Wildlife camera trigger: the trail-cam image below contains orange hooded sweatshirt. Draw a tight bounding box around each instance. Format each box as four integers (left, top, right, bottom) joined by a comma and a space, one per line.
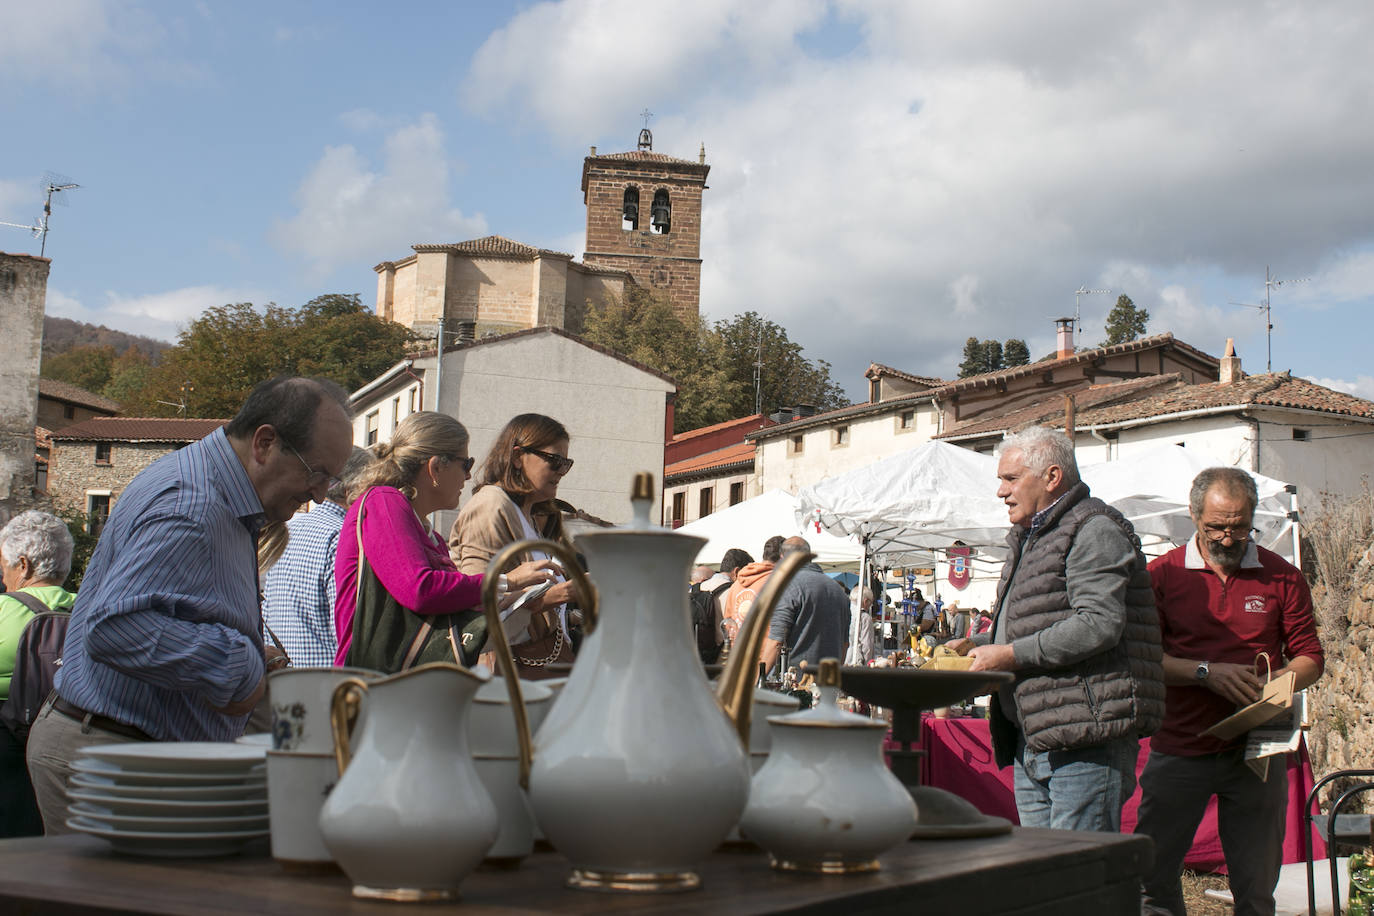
723, 561, 775, 632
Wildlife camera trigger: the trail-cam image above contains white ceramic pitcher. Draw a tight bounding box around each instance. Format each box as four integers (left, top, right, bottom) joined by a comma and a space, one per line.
317, 663, 498, 902
480, 472, 809, 893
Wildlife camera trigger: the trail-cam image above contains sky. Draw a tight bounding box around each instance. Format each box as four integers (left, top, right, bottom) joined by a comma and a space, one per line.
3, 0, 1373, 403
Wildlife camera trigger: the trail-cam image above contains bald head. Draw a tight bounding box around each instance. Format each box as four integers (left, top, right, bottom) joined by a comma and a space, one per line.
690, 565, 715, 585
780, 536, 811, 558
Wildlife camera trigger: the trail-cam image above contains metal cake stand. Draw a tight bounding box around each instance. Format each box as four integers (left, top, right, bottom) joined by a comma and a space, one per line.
840, 667, 1017, 838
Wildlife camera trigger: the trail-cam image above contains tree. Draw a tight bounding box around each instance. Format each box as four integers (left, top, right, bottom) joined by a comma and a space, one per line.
958, 338, 985, 377
712, 312, 848, 420
958, 338, 1017, 377
42, 345, 119, 393
127, 294, 415, 417
982, 340, 1003, 374
1102, 295, 1149, 346
581, 290, 740, 432
1004, 338, 1030, 367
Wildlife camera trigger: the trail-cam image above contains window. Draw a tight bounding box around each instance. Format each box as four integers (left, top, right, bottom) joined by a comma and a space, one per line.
392, 397, 401, 431
622, 186, 640, 231
86, 492, 111, 535
650, 189, 671, 234
699, 488, 714, 518
898, 410, 915, 430
671, 491, 686, 528
1292, 428, 1310, 441
729, 482, 744, 506
788, 434, 805, 457
63, 404, 75, 420
94, 442, 112, 465
408, 387, 417, 413
870, 379, 881, 403
832, 425, 850, 448
365, 411, 380, 446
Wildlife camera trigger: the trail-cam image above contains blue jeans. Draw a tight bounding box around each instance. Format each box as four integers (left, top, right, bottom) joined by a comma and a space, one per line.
1013, 735, 1138, 832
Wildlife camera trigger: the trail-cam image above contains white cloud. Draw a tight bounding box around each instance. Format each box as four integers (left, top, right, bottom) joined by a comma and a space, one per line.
466, 1, 1374, 393
0, 0, 169, 91
45, 285, 264, 343
1306, 375, 1374, 402
272, 114, 487, 276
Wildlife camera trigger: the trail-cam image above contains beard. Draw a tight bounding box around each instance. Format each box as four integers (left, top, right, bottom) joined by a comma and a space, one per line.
1203, 537, 1248, 571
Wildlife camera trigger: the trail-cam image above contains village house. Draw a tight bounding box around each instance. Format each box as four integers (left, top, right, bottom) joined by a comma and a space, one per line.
46, 417, 223, 531
34, 378, 121, 494
662, 414, 775, 527
349, 325, 676, 531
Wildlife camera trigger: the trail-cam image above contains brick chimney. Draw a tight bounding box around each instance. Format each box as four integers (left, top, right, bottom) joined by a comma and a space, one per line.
1219, 338, 1243, 384
1055, 318, 1075, 359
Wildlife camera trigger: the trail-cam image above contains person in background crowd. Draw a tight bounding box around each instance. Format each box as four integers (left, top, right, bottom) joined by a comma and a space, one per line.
262, 447, 371, 667
690, 566, 714, 585
717, 548, 754, 642
0, 511, 76, 837
335, 412, 553, 671
845, 584, 875, 667
1136, 467, 1324, 916
973, 608, 993, 636
692, 560, 734, 665
449, 413, 582, 679
959, 425, 1164, 832
724, 536, 783, 635
760, 537, 850, 673
27, 376, 355, 834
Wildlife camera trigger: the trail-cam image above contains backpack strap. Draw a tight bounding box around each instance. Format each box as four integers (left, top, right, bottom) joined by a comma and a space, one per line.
3, 590, 50, 616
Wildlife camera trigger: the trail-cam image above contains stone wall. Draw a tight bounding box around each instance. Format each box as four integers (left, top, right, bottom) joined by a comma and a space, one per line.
0, 252, 49, 514
47, 440, 175, 518
1306, 540, 1374, 780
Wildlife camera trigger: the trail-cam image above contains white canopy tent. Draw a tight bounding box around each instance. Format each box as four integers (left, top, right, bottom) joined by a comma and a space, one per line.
677, 489, 864, 568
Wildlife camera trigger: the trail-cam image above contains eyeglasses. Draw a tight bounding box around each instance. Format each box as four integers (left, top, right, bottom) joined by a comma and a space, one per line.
1201, 524, 1257, 543
521, 446, 574, 474
449, 455, 476, 474
283, 441, 342, 493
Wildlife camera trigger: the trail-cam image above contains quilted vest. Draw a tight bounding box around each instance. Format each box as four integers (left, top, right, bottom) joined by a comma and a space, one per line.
991, 482, 1165, 761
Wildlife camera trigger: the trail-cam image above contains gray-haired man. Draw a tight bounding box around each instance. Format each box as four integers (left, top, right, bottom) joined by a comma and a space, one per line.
960, 426, 1164, 831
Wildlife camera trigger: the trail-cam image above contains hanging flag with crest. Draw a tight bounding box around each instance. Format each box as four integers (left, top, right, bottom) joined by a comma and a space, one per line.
947, 546, 973, 590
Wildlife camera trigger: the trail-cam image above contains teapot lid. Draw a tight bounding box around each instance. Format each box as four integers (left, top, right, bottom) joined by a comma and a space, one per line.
768, 659, 885, 730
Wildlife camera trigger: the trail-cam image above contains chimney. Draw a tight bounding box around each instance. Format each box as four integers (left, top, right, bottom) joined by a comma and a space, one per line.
589, 145, 596, 156
456, 320, 476, 344
1219, 338, 1243, 384
1055, 318, 1075, 359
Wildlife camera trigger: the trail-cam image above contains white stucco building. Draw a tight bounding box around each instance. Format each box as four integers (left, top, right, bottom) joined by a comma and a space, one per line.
350, 326, 676, 531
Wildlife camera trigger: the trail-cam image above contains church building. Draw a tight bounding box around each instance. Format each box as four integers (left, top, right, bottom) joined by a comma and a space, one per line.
372, 127, 709, 341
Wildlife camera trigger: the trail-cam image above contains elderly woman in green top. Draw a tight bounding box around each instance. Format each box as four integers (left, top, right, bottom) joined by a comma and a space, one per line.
1, 510, 76, 837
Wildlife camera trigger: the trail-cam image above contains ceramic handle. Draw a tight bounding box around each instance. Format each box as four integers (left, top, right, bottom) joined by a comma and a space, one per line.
480, 538, 597, 791
329, 678, 369, 779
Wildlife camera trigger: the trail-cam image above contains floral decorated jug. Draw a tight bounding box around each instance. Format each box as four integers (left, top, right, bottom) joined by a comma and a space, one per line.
481, 473, 809, 893
317, 663, 498, 902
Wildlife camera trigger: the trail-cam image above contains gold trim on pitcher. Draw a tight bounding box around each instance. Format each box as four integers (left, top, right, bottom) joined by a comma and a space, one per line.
566, 868, 701, 893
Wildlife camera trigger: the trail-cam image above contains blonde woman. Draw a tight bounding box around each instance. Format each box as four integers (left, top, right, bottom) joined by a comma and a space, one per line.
333, 411, 553, 671
448, 414, 578, 677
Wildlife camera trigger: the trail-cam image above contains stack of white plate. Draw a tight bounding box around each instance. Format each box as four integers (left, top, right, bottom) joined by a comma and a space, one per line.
65, 742, 269, 857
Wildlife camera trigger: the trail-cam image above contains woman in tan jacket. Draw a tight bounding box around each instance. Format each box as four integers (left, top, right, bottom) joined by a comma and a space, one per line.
448, 414, 578, 677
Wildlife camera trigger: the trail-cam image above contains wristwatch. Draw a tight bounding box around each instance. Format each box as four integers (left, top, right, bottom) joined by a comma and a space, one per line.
1195, 660, 1210, 681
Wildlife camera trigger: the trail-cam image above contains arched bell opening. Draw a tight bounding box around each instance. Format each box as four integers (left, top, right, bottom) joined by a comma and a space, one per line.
622, 186, 639, 231
650, 189, 671, 235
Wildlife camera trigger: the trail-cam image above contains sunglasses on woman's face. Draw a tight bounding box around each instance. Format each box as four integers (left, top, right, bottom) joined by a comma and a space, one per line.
521, 446, 574, 474
450, 455, 476, 474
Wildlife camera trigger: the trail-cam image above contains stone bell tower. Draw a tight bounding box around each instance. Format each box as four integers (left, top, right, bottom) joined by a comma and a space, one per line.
581, 122, 710, 318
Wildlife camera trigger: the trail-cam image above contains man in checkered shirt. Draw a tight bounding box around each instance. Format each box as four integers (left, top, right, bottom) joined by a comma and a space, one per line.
262, 447, 371, 667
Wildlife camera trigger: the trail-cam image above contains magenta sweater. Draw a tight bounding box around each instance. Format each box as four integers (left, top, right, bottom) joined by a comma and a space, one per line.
333, 486, 483, 665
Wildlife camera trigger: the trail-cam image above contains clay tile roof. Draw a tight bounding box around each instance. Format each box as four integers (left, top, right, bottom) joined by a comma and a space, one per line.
672, 414, 772, 443
411, 236, 573, 260
1074, 372, 1374, 426
37, 378, 121, 413
590, 150, 702, 167
665, 441, 756, 478
930, 332, 1218, 396
937, 375, 1186, 440
864, 362, 945, 387
49, 417, 226, 443
34, 427, 53, 450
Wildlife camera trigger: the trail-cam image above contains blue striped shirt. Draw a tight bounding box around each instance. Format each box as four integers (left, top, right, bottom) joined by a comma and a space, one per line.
261, 501, 344, 668
55, 427, 267, 741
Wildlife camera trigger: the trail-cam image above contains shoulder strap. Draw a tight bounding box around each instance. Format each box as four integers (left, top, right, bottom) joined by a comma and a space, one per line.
710, 581, 732, 598
4, 591, 51, 616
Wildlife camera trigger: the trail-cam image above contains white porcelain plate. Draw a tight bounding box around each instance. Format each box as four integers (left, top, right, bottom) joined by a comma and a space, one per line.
68, 802, 269, 833
66, 815, 269, 858
79, 742, 267, 772
67, 773, 266, 801
71, 758, 266, 786
66, 789, 268, 818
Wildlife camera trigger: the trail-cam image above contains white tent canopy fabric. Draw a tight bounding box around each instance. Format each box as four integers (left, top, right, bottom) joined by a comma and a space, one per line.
795, 440, 1299, 565
677, 489, 863, 568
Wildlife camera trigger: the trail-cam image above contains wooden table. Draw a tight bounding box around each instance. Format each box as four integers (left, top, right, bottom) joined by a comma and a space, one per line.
0, 830, 1150, 915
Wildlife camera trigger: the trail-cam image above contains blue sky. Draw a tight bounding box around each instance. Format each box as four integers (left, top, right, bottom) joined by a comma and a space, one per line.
3, 0, 1373, 402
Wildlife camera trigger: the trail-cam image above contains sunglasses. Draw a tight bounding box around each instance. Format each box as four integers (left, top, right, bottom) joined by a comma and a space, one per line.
450, 455, 476, 474
521, 446, 574, 474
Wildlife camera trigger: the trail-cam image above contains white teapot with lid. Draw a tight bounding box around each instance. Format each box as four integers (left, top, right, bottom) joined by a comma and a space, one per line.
739, 658, 918, 874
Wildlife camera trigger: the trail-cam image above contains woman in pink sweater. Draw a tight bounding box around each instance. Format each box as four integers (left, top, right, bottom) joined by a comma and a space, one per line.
333, 411, 552, 669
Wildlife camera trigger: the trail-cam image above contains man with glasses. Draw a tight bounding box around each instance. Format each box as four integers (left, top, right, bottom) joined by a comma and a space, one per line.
26, 377, 354, 834
1135, 467, 1324, 916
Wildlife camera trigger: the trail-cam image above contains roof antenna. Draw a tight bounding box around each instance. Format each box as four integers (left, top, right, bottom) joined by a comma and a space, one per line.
1229, 265, 1311, 372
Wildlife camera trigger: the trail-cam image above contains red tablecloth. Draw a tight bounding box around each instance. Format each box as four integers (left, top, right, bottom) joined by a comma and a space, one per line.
916, 715, 1324, 871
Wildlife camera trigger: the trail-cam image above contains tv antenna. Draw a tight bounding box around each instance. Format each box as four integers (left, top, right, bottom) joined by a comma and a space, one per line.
1073, 287, 1111, 348
155, 383, 195, 417
1229, 265, 1310, 372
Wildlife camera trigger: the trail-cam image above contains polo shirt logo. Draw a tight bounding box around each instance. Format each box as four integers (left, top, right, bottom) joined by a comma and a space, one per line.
1244, 595, 1267, 614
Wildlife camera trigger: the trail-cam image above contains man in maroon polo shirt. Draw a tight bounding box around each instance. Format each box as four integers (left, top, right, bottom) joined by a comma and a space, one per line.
1135, 467, 1324, 916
